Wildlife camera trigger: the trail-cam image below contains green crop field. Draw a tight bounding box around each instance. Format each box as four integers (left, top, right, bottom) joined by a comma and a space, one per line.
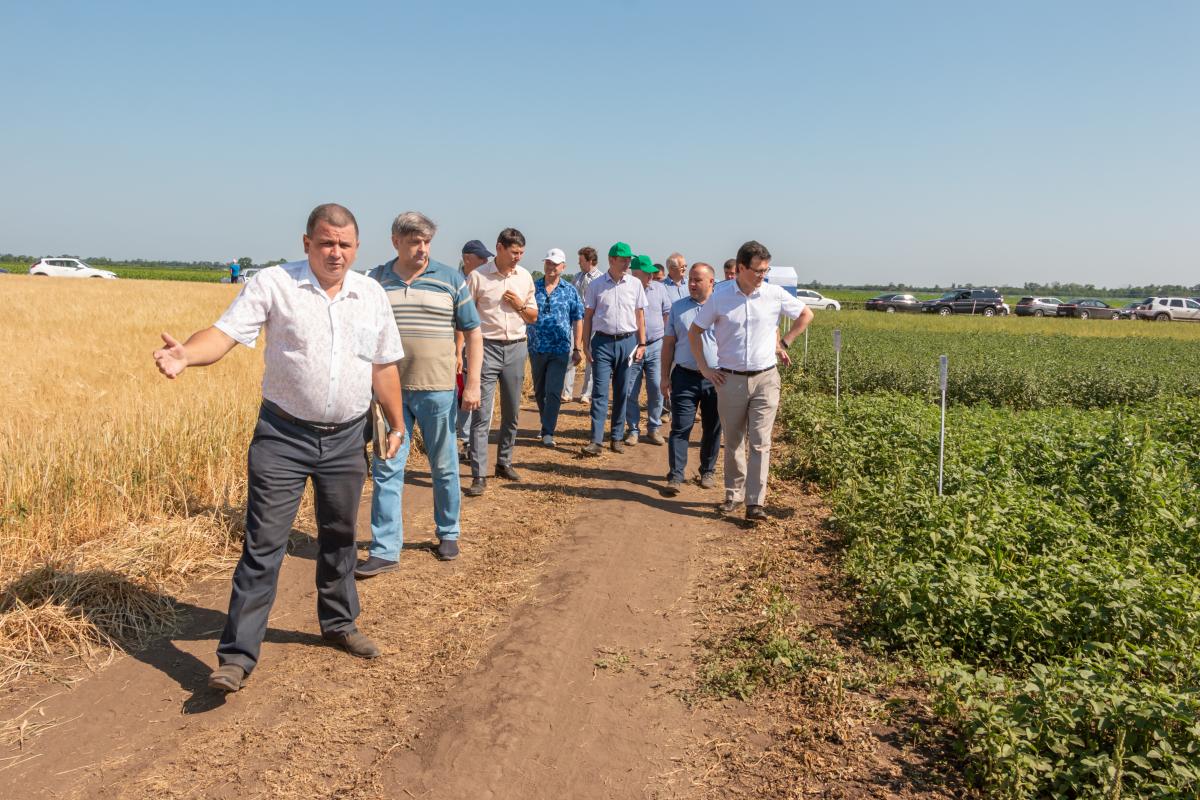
776, 312, 1200, 797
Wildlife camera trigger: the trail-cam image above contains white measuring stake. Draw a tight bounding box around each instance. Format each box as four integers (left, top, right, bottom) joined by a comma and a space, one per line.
833, 329, 842, 411
938, 354, 948, 496
802, 326, 809, 369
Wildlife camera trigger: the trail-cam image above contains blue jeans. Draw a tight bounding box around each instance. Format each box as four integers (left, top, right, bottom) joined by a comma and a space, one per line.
667, 366, 722, 482
529, 350, 571, 436
588, 333, 636, 443
369, 389, 460, 560
625, 338, 663, 436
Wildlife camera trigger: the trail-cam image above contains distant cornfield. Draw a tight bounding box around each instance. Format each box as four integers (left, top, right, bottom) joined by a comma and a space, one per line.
0, 276, 261, 685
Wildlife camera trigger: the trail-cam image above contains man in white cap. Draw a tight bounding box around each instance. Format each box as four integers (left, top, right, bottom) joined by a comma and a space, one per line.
528, 248, 584, 446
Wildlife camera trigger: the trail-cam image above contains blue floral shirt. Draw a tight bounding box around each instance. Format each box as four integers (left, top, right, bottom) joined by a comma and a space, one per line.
529, 277, 585, 354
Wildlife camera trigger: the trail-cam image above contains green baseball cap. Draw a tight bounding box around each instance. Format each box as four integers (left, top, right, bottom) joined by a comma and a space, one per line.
608, 241, 632, 258
632, 254, 656, 273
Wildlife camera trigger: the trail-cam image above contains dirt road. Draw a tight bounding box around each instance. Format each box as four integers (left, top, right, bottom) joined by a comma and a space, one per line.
0, 394, 958, 799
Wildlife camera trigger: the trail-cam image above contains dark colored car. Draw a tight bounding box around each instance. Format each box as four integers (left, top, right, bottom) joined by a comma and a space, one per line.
1117, 300, 1151, 320
1014, 296, 1065, 317
864, 293, 923, 313
922, 288, 1008, 316
1056, 299, 1121, 320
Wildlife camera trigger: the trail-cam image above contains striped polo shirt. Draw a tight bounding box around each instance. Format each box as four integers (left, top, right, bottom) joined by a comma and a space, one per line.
368, 258, 481, 391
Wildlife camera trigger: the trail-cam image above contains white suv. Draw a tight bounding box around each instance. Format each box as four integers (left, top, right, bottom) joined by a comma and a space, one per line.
1136, 297, 1200, 322
794, 289, 841, 310
29, 258, 118, 279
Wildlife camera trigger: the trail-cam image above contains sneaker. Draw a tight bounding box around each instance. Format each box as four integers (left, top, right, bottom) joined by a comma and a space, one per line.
717, 499, 743, 514
322, 630, 381, 659
208, 664, 246, 692
542, 434, 555, 447
699, 472, 717, 489
644, 430, 665, 445
561, 392, 572, 402
663, 479, 683, 497
581, 442, 603, 457
745, 505, 768, 523
624, 431, 639, 446
437, 538, 460, 561
610, 439, 626, 454
580, 395, 591, 405
354, 556, 398, 579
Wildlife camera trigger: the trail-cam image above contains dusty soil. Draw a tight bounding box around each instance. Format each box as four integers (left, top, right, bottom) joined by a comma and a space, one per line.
0, 390, 963, 799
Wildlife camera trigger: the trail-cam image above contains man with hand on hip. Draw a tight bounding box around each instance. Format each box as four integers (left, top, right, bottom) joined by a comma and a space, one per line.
661, 262, 722, 495
689, 240, 812, 523
528, 247, 584, 447
623, 254, 671, 446
356, 212, 482, 572
580, 242, 647, 456
152, 203, 406, 692
464, 228, 537, 496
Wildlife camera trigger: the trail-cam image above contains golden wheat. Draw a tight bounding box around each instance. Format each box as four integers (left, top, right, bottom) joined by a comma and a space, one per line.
0, 276, 262, 684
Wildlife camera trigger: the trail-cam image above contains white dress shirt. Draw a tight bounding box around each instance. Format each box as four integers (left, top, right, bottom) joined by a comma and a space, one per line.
215, 261, 405, 423
584, 271, 648, 335
691, 280, 806, 371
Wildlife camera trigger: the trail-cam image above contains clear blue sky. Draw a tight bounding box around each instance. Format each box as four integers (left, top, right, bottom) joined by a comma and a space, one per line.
4, 0, 1197, 287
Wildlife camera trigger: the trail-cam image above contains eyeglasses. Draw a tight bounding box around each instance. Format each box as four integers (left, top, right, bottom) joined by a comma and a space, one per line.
745, 268, 770, 277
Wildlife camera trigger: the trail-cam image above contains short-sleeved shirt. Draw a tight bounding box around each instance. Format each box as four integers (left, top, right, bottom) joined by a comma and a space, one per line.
666, 296, 719, 371
529, 278, 585, 355
368, 258, 480, 391
215, 261, 404, 423
584, 270, 648, 335
573, 267, 602, 299
691, 280, 806, 372
466, 260, 536, 341
642, 279, 673, 342
661, 278, 688, 304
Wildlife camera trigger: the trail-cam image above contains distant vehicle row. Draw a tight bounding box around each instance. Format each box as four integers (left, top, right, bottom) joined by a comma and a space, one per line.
864, 291, 1200, 322
867, 289, 1009, 316
28, 258, 118, 279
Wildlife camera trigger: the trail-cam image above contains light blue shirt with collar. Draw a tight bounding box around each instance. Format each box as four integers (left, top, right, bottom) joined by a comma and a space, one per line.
584, 269, 648, 335
667, 295, 719, 371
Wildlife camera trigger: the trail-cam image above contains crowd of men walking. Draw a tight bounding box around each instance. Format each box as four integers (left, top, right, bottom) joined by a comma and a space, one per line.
152, 204, 813, 692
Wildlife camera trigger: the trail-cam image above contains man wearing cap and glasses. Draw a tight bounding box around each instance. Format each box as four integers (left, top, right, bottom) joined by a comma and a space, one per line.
580, 242, 648, 456
688, 241, 812, 522
464, 228, 537, 496
355, 212, 483, 572
564, 246, 602, 403
152, 203, 406, 692
623, 254, 672, 447
456, 239, 493, 452
528, 248, 585, 447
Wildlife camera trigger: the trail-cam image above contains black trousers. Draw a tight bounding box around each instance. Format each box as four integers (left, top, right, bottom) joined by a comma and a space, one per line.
667, 366, 722, 482
217, 406, 368, 674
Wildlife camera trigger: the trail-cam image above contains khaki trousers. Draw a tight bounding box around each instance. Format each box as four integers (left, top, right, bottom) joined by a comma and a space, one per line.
715, 368, 781, 506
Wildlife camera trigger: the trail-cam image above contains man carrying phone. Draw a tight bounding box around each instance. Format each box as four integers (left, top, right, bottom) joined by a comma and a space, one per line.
152, 204, 406, 692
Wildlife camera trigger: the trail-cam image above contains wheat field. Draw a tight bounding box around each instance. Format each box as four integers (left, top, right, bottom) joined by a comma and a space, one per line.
0, 276, 263, 685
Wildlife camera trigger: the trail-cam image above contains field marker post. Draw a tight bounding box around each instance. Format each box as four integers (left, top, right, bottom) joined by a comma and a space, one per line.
938, 354, 948, 496
802, 326, 809, 369
833, 329, 842, 411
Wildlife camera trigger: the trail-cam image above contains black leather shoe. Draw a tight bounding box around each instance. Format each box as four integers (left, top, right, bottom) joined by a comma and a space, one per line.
717, 499, 743, 514
208, 664, 246, 692
495, 464, 521, 481
463, 477, 486, 496
745, 505, 768, 522
322, 630, 381, 659
354, 556, 398, 579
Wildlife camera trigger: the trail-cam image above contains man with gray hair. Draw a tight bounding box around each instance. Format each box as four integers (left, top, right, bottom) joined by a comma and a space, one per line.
661, 252, 688, 303
356, 211, 483, 569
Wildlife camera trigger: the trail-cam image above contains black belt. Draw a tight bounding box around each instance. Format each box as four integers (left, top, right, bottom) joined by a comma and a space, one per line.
261, 399, 366, 435
643, 337, 661, 346
674, 365, 704, 378
720, 365, 777, 377
593, 331, 635, 340
484, 337, 527, 345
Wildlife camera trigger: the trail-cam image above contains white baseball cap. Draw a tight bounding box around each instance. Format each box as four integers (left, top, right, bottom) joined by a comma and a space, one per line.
543, 248, 567, 265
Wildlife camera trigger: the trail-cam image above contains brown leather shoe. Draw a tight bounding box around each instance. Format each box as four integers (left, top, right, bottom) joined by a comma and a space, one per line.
644, 430, 666, 445
208, 664, 246, 692
323, 630, 381, 659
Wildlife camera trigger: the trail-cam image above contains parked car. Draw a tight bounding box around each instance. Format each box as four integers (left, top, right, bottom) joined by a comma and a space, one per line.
922, 288, 1008, 316
1136, 296, 1200, 322
0, 266, 9, 274
1055, 299, 1121, 320
1117, 300, 1151, 320
794, 289, 841, 310
864, 293, 923, 313
1013, 296, 1064, 317
28, 257, 118, 279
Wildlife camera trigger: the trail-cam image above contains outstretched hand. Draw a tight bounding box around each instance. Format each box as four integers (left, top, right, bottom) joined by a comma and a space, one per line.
153, 332, 189, 379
